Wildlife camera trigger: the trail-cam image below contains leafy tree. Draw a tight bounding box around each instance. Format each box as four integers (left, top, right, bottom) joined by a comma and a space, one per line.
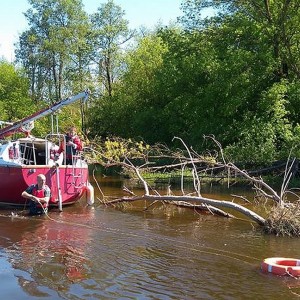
175, 0, 300, 163
0, 60, 34, 121
0, 60, 52, 138
225, 81, 294, 164
15, 0, 90, 101
89, 0, 134, 97
149, 17, 274, 152
180, 0, 300, 81
87, 33, 168, 141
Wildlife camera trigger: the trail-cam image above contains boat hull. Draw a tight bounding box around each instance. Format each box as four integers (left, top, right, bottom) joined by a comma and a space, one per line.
0, 165, 89, 207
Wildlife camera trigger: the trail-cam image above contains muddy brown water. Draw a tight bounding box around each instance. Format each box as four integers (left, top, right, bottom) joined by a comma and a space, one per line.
0, 176, 300, 299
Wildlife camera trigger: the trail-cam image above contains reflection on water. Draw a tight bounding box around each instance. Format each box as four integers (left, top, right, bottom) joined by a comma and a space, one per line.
18, 214, 93, 283
0, 176, 299, 299
0, 205, 95, 298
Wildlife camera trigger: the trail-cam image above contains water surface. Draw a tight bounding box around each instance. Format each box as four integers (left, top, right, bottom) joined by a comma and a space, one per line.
0, 176, 299, 299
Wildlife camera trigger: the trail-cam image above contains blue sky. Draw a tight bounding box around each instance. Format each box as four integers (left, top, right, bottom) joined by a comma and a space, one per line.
0, 0, 183, 61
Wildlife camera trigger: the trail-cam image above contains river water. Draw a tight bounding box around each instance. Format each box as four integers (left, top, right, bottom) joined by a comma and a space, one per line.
0, 176, 300, 299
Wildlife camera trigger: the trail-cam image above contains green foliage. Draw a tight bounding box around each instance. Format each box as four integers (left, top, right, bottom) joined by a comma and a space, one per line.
86, 136, 150, 164
225, 81, 294, 164
0, 61, 34, 121
286, 81, 300, 125
89, 0, 134, 97
225, 120, 277, 165
16, 0, 91, 101
0, 60, 51, 137
87, 33, 168, 141
88, 12, 277, 158
11, 0, 300, 167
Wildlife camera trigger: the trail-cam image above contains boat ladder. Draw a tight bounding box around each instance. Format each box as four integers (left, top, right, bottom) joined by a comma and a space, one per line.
70, 152, 85, 188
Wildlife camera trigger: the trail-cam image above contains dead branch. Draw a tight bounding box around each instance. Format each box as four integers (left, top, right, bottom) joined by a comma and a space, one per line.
123, 185, 136, 196
166, 200, 236, 218
204, 135, 283, 205
227, 163, 281, 203
173, 137, 202, 196
87, 136, 300, 232
106, 194, 265, 225
231, 194, 251, 204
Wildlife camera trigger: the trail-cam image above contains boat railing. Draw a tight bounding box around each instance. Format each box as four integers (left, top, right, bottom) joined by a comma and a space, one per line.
19, 141, 37, 165
45, 133, 65, 165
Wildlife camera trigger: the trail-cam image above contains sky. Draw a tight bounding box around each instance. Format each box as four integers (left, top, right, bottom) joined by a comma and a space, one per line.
0, 0, 183, 62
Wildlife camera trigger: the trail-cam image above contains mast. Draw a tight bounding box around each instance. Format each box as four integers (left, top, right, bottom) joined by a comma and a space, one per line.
0, 90, 89, 139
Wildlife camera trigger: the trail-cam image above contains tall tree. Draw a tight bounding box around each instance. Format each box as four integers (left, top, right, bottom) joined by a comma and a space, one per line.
90, 0, 134, 97
15, 0, 90, 102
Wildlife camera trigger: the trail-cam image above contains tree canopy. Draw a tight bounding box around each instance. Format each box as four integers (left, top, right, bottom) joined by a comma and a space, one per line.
6, 0, 300, 165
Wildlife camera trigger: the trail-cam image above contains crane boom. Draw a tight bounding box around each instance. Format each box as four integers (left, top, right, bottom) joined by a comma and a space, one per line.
0, 91, 89, 139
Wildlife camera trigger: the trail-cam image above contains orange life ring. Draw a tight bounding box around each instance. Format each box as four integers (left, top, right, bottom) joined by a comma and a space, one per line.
261, 257, 300, 277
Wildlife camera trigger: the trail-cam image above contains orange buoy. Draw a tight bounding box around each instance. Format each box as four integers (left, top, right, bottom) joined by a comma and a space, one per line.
261, 257, 300, 277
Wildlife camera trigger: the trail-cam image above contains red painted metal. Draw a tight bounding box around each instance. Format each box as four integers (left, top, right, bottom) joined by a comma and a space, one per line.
0, 164, 89, 207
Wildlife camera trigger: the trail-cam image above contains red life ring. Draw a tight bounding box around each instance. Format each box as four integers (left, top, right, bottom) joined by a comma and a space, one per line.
261, 257, 300, 277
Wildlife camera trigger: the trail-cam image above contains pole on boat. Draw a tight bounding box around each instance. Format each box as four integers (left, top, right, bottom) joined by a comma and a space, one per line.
55, 164, 63, 211
0, 90, 89, 139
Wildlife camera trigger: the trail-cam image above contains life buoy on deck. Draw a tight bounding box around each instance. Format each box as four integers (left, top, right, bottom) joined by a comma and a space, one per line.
85, 182, 94, 205
261, 257, 300, 277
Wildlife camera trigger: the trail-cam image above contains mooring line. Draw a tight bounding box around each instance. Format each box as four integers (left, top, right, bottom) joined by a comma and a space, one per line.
1, 209, 261, 266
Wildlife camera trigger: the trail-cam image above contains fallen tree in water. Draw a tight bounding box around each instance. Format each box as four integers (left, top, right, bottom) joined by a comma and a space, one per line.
87, 136, 300, 236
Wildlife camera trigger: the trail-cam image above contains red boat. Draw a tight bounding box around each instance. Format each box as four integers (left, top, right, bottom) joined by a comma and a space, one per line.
0, 91, 94, 210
